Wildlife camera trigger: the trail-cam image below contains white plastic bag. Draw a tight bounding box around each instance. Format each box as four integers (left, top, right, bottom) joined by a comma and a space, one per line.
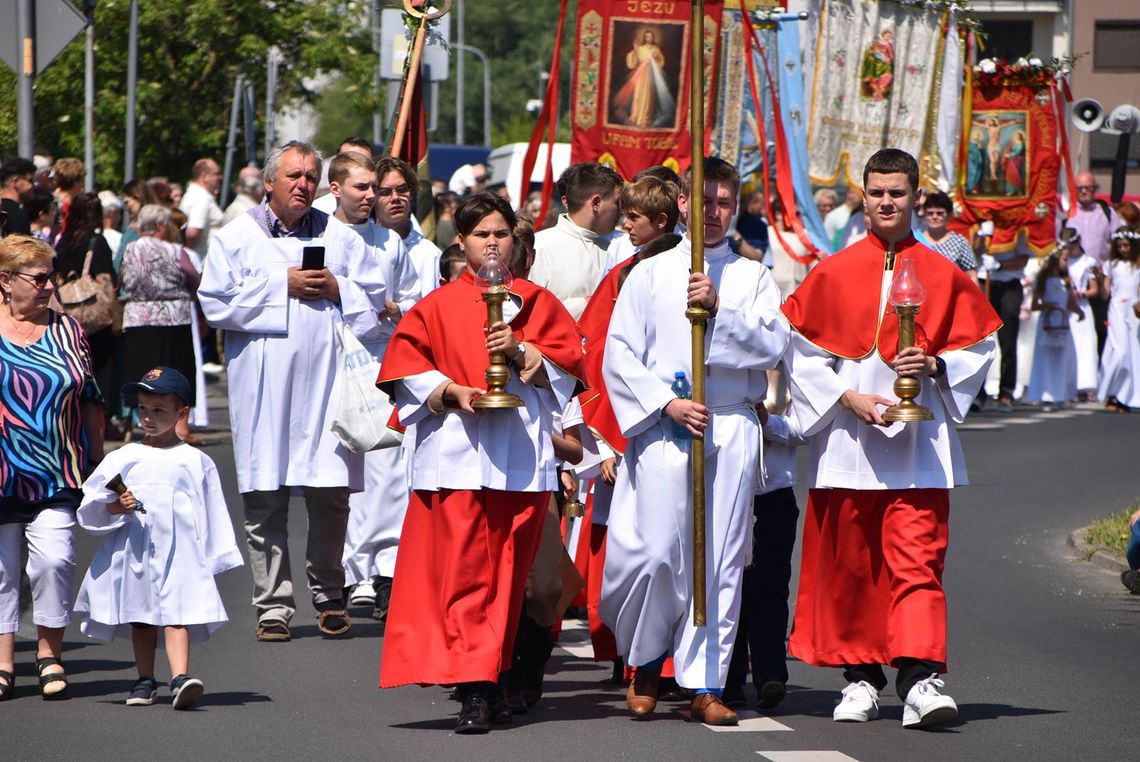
330, 323, 403, 452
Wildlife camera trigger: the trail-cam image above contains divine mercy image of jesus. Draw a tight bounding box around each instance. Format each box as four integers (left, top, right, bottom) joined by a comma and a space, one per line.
608, 24, 681, 129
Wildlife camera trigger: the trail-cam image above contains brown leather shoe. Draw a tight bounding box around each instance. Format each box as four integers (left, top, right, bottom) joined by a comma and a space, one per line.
626, 667, 661, 718
691, 693, 739, 726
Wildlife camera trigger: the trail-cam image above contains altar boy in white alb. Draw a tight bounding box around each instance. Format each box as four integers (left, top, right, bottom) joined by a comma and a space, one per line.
600, 157, 789, 726
198, 141, 387, 642
325, 151, 422, 620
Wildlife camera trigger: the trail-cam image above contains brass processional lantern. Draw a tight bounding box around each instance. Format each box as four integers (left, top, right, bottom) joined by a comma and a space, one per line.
471, 253, 525, 410
882, 249, 935, 423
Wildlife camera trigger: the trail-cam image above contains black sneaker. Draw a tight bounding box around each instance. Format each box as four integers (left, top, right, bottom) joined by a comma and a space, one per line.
758, 680, 787, 711
126, 676, 158, 706
372, 576, 393, 622
1122, 569, 1140, 595
170, 674, 204, 710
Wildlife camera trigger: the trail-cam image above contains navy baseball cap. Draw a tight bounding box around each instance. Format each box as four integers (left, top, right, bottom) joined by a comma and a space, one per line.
122, 366, 192, 406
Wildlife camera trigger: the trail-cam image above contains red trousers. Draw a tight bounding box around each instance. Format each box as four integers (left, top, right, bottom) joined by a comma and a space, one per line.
788, 488, 950, 669
379, 488, 548, 688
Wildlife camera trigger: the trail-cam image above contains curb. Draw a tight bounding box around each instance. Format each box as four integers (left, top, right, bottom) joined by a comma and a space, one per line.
1068, 526, 1129, 574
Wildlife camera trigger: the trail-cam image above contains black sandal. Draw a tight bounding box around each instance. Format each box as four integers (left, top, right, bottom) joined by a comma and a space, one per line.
0, 669, 13, 701
35, 656, 68, 699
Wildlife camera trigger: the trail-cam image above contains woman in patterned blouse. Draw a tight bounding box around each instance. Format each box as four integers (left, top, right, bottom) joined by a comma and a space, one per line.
118, 205, 201, 444
1, 234, 105, 700
922, 191, 979, 278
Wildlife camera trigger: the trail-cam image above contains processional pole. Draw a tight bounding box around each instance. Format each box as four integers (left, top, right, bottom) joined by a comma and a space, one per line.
386, 0, 451, 158
687, 0, 708, 628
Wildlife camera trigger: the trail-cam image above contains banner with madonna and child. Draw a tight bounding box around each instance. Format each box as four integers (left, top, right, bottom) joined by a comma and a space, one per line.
808, 0, 947, 189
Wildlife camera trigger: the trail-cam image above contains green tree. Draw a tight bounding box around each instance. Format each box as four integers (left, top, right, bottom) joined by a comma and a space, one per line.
317, 0, 574, 151
0, 0, 378, 188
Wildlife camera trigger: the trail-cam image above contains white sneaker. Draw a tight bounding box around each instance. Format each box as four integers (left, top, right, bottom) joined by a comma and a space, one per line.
348, 582, 376, 607
833, 680, 880, 722
902, 674, 958, 729
201, 362, 225, 376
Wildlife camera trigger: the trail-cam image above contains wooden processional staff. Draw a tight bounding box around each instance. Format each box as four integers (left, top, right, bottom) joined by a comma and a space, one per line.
687, 0, 709, 628
387, 0, 452, 159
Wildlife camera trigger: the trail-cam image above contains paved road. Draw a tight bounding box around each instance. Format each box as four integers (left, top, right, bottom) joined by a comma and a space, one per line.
5, 401, 1139, 761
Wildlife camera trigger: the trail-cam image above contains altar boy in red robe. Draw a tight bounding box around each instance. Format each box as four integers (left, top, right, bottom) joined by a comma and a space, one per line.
781, 149, 1001, 730
376, 193, 585, 735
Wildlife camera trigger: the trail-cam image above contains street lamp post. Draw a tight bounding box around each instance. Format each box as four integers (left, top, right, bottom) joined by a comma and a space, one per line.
453, 43, 491, 147
124, 0, 139, 182
84, 0, 96, 192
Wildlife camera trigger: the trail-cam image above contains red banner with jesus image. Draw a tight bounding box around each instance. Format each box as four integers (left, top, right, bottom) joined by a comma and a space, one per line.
571, 0, 724, 179
954, 71, 1064, 255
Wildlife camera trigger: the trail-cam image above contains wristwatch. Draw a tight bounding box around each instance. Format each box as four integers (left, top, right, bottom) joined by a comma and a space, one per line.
931, 356, 947, 379
514, 342, 527, 363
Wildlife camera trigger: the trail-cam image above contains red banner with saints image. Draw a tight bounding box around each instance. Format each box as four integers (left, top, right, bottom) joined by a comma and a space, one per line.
953, 75, 1065, 255
571, 0, 724, 179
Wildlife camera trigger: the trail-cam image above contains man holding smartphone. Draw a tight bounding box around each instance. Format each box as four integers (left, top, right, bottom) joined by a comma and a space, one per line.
198, 141, 388, 643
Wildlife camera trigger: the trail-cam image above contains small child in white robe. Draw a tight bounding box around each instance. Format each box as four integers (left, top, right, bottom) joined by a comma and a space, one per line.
75, 367, 242, 710
1026, 251, 1082, 408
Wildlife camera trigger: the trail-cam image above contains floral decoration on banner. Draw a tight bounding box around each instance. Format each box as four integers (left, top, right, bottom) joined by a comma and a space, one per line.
973, 56, 1077, 88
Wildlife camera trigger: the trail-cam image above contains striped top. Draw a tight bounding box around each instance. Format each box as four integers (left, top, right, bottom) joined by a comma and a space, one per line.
1, 311, 101, 522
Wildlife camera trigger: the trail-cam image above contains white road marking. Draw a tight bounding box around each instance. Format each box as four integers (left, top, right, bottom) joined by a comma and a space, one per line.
757, 752, 861, 762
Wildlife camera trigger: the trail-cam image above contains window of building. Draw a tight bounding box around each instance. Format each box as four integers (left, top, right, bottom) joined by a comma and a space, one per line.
981, 20, 1034, 62
1094, 21, 1140, 71
1090, 133, 1140, 171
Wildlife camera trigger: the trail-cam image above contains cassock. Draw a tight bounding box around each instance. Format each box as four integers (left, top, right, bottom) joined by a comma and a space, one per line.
600, 237, 788, 691
781, 232, 1000, 669
334, 218, 423, 587
198, 206, 387, 494
573, 254, 634, 661
376, 271, 585, 688
74, 443, 243, 644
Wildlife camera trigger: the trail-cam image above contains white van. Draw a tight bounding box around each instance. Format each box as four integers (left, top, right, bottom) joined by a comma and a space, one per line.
486, 142, 571, 208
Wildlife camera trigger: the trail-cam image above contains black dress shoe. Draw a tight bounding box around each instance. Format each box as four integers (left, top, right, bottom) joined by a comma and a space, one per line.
455, 695, 491, 734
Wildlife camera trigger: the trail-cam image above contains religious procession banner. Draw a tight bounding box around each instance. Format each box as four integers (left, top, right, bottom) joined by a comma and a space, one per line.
953, 59, 1067, 255
808, 0, 945, 188
571, 0, 725, 178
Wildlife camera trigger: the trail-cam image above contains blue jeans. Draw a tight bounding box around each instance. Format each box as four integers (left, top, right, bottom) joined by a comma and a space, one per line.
1127, 519, 1140, 571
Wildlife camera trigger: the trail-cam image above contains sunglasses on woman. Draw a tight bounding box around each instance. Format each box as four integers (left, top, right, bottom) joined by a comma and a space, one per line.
8, 270, 60, 288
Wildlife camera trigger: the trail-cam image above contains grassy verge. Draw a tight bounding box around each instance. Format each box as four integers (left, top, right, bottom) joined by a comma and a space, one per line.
1085, 506, 1137, 556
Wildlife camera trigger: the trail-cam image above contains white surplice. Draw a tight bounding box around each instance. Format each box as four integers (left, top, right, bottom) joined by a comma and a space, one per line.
74, 443, 243, 643
393, 297, 580, 494
599, 238, 788, 690
1067, 253, 1100, 392
783, 271, 997, 490
530, 214, 613, 320
336, 217, 423, 585
198, 212, 387, 494
403, 227, 443, 300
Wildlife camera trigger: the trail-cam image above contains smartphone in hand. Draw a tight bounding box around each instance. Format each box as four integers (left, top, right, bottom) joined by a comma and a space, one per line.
302, 246, 325, 270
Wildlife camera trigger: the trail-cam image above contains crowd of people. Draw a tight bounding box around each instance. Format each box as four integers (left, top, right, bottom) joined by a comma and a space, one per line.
0, 139, 1137, 734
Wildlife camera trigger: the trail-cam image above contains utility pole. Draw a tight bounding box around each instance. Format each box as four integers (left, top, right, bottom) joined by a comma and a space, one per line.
16, 0, 35, 157
265, 47, 279, 158
453, 43, 490, 147
455, 0, 464, 144
124, 0, 139, 182
372, 1, 383, 146
84, 0, 96, 191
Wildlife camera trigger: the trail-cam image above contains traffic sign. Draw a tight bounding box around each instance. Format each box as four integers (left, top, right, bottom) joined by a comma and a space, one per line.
1, 0, 86, 76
